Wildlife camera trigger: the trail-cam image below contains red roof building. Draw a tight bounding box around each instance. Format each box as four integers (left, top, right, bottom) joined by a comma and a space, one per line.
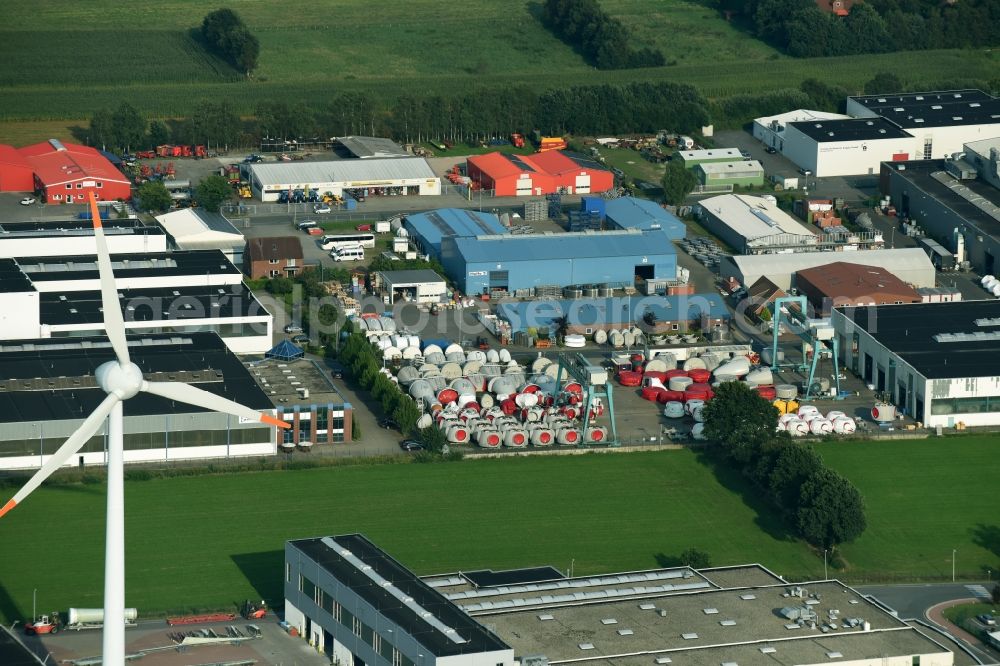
796, 261, 921, 315
19, 139, 131, 204
0, 144, 35, 192
467, 151, 613, 197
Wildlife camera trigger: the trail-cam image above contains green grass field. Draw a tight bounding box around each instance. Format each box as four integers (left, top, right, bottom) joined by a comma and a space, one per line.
2, 436, 999, 624
0, 0, 996, 126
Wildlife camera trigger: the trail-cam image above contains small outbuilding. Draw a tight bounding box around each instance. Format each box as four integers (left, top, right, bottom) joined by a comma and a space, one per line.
245, 236, 304, 279
374, 269, 447, 305
695, 160, 765, 188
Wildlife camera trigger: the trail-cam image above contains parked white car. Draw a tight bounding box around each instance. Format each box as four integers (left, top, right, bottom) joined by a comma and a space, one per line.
19, 196, 36, 205
314, 204, 332, 214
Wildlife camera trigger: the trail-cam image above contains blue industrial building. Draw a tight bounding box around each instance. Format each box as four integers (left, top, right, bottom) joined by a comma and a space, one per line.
604, 197, 686, 239
441, 228, 678, 295
403, 208, 507, 259
496, 294, 730, 334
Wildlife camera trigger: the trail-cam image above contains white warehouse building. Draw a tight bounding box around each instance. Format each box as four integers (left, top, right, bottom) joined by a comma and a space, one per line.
0, 250, 272, 354
695, 194, 815, 253
249, 157, 441, 202
756, 90, 1000, 177
0, 219, 167, 259
833, 300, 1000, 427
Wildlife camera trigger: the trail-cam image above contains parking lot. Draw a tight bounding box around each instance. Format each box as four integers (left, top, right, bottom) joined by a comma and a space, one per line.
22, 615, 328, 666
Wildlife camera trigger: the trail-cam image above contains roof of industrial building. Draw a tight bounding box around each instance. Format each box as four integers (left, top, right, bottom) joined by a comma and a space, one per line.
468, 151, 610, 178
18, 139, 130, 186
796, 261, 920, 302
604, 197, 686, 238
723, 248, 936, 289
246, 357, 347, 407
883, 159, 1000, 241
476, 578, 947, 666
753, 109, 851, 129
0, 219, 162, 240
38, 284, 267, 326
0, 144, 32, 169
450, 228, 676, 264
0, 259, 33, 292
789, 117, 912, 142
377, 269, 446, 286
249, 157, 436, 186
404, 208, 507, 249
246, 236, 303, 261
0, 332, 272, 424
497, 294, 729, 331
0, 625, 44, 666
696, 160, 764, 175
697, 194, 815, 241
7, 249, 240, 285
154, 208, 243, 245
289, 534, 510, 657
837, 299, 1000, 379
334, 136, 410, 159
963, 136, 1000, 159
676, 148, 744, 162
849, 89, 1000, 128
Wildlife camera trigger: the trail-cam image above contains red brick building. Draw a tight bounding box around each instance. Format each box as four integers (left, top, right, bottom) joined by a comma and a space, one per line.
17, 139, 131, 203
796, 261, 921, 315
244, 236, 304, 279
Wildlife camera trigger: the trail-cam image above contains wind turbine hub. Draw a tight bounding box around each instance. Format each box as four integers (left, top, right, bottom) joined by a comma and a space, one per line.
95, 361, 144, 400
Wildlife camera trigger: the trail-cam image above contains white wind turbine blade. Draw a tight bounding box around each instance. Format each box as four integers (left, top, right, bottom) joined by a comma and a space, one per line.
88, 193, 130, 366
0, 393, 119, 519
142, 381, 290, 429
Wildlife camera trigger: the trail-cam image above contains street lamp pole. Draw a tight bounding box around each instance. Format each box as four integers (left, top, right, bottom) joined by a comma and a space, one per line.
32, 588, 36, 622
952, 549, 956, 582
823, 549, 828, 580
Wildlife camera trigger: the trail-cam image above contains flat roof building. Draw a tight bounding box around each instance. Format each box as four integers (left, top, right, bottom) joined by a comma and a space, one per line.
796, 261, 922, 315
752, 109, 851, 152
721, 248, 935, 291
154, 208, 245, 264
695, 160, 765, 187
782, 118, 916, 177
0, 333, 278, 470
0, 219, 166, 259
695, 194, 815, 253
333, 136, 410, 159
441, 229, 678, 296
285, 535, 958, 666
881, 158, 1000, 275
834, 299, 1000, 427
374, 269, 447, 305
250, 157, 440, 202
675, 148, 745, 167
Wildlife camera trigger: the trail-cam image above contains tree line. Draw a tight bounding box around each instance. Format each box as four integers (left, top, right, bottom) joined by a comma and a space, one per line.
200, 8, 260, 76
703, 382, 867, 550
720, 0, 1000, 57
89, 81, 709, 153
541, 0, 666, 69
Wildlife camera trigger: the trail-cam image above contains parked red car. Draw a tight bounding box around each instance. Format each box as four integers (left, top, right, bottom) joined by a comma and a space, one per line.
356, 224, 372, 232
306, 227, 324, 236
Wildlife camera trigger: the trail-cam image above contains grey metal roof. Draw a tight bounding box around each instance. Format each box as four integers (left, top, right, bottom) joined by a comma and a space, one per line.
452, 229, 675, 264
335, 136, 410, 159
377, 269, 446, 286
250, 157, 436, 186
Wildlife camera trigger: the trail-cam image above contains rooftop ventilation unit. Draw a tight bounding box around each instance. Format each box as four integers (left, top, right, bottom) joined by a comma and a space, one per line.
601, 619, 618, 625
681, 633, 698, 640
826, 652, 843, 659
760, 647, 777, 654
578, 643, 595, 651
639, 603, 657, 610
537, 614, 553, 621
740, 594, 756, 600
654, 658, 672, 664
616, 629, 634, 636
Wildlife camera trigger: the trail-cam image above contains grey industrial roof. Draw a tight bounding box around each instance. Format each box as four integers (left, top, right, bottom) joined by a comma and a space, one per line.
850, 89, 1000, 128
10, 250, 239, 284
250, 157, 436, 186
696, 160, 765, 174
289, 534, 510, 657
335, 136, 410, 159
604, 197, 686, 239
377, 269, 446, 286
0, 258, 33, 292
837, 299, 1000, 379
0, 332, 272, 424
884, 159, 1000, 241
723, 249, 936, 289
480, 580, 946, 666
0, 219, 163, 238
451, 229, 675, 264
39, 284, 267, 326
789, 118, 912, 142
697, 194, 815, 241
247, 357, 346, 407
154, 208, 243, 239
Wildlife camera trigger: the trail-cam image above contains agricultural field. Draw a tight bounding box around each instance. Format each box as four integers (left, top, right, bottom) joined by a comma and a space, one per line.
0, 0, 996, 128
1, 436, 999, 625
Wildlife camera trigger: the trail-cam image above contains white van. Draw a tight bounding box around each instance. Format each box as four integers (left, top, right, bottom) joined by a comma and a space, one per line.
332, 246, 364, 262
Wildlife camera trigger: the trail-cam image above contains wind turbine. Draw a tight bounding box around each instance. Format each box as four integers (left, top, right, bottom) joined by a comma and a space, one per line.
0, 192, 289, 664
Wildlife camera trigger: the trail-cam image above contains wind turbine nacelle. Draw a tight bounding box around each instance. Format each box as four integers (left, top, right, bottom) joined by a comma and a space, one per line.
95, 361, 144, 400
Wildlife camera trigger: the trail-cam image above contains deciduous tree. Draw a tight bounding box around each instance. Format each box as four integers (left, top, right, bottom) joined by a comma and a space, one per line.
796, 468, 867, 548
196, 174, 232, 213
702, 381, 779, 464
136, 181, 172, 212
661, 160, 698, 206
